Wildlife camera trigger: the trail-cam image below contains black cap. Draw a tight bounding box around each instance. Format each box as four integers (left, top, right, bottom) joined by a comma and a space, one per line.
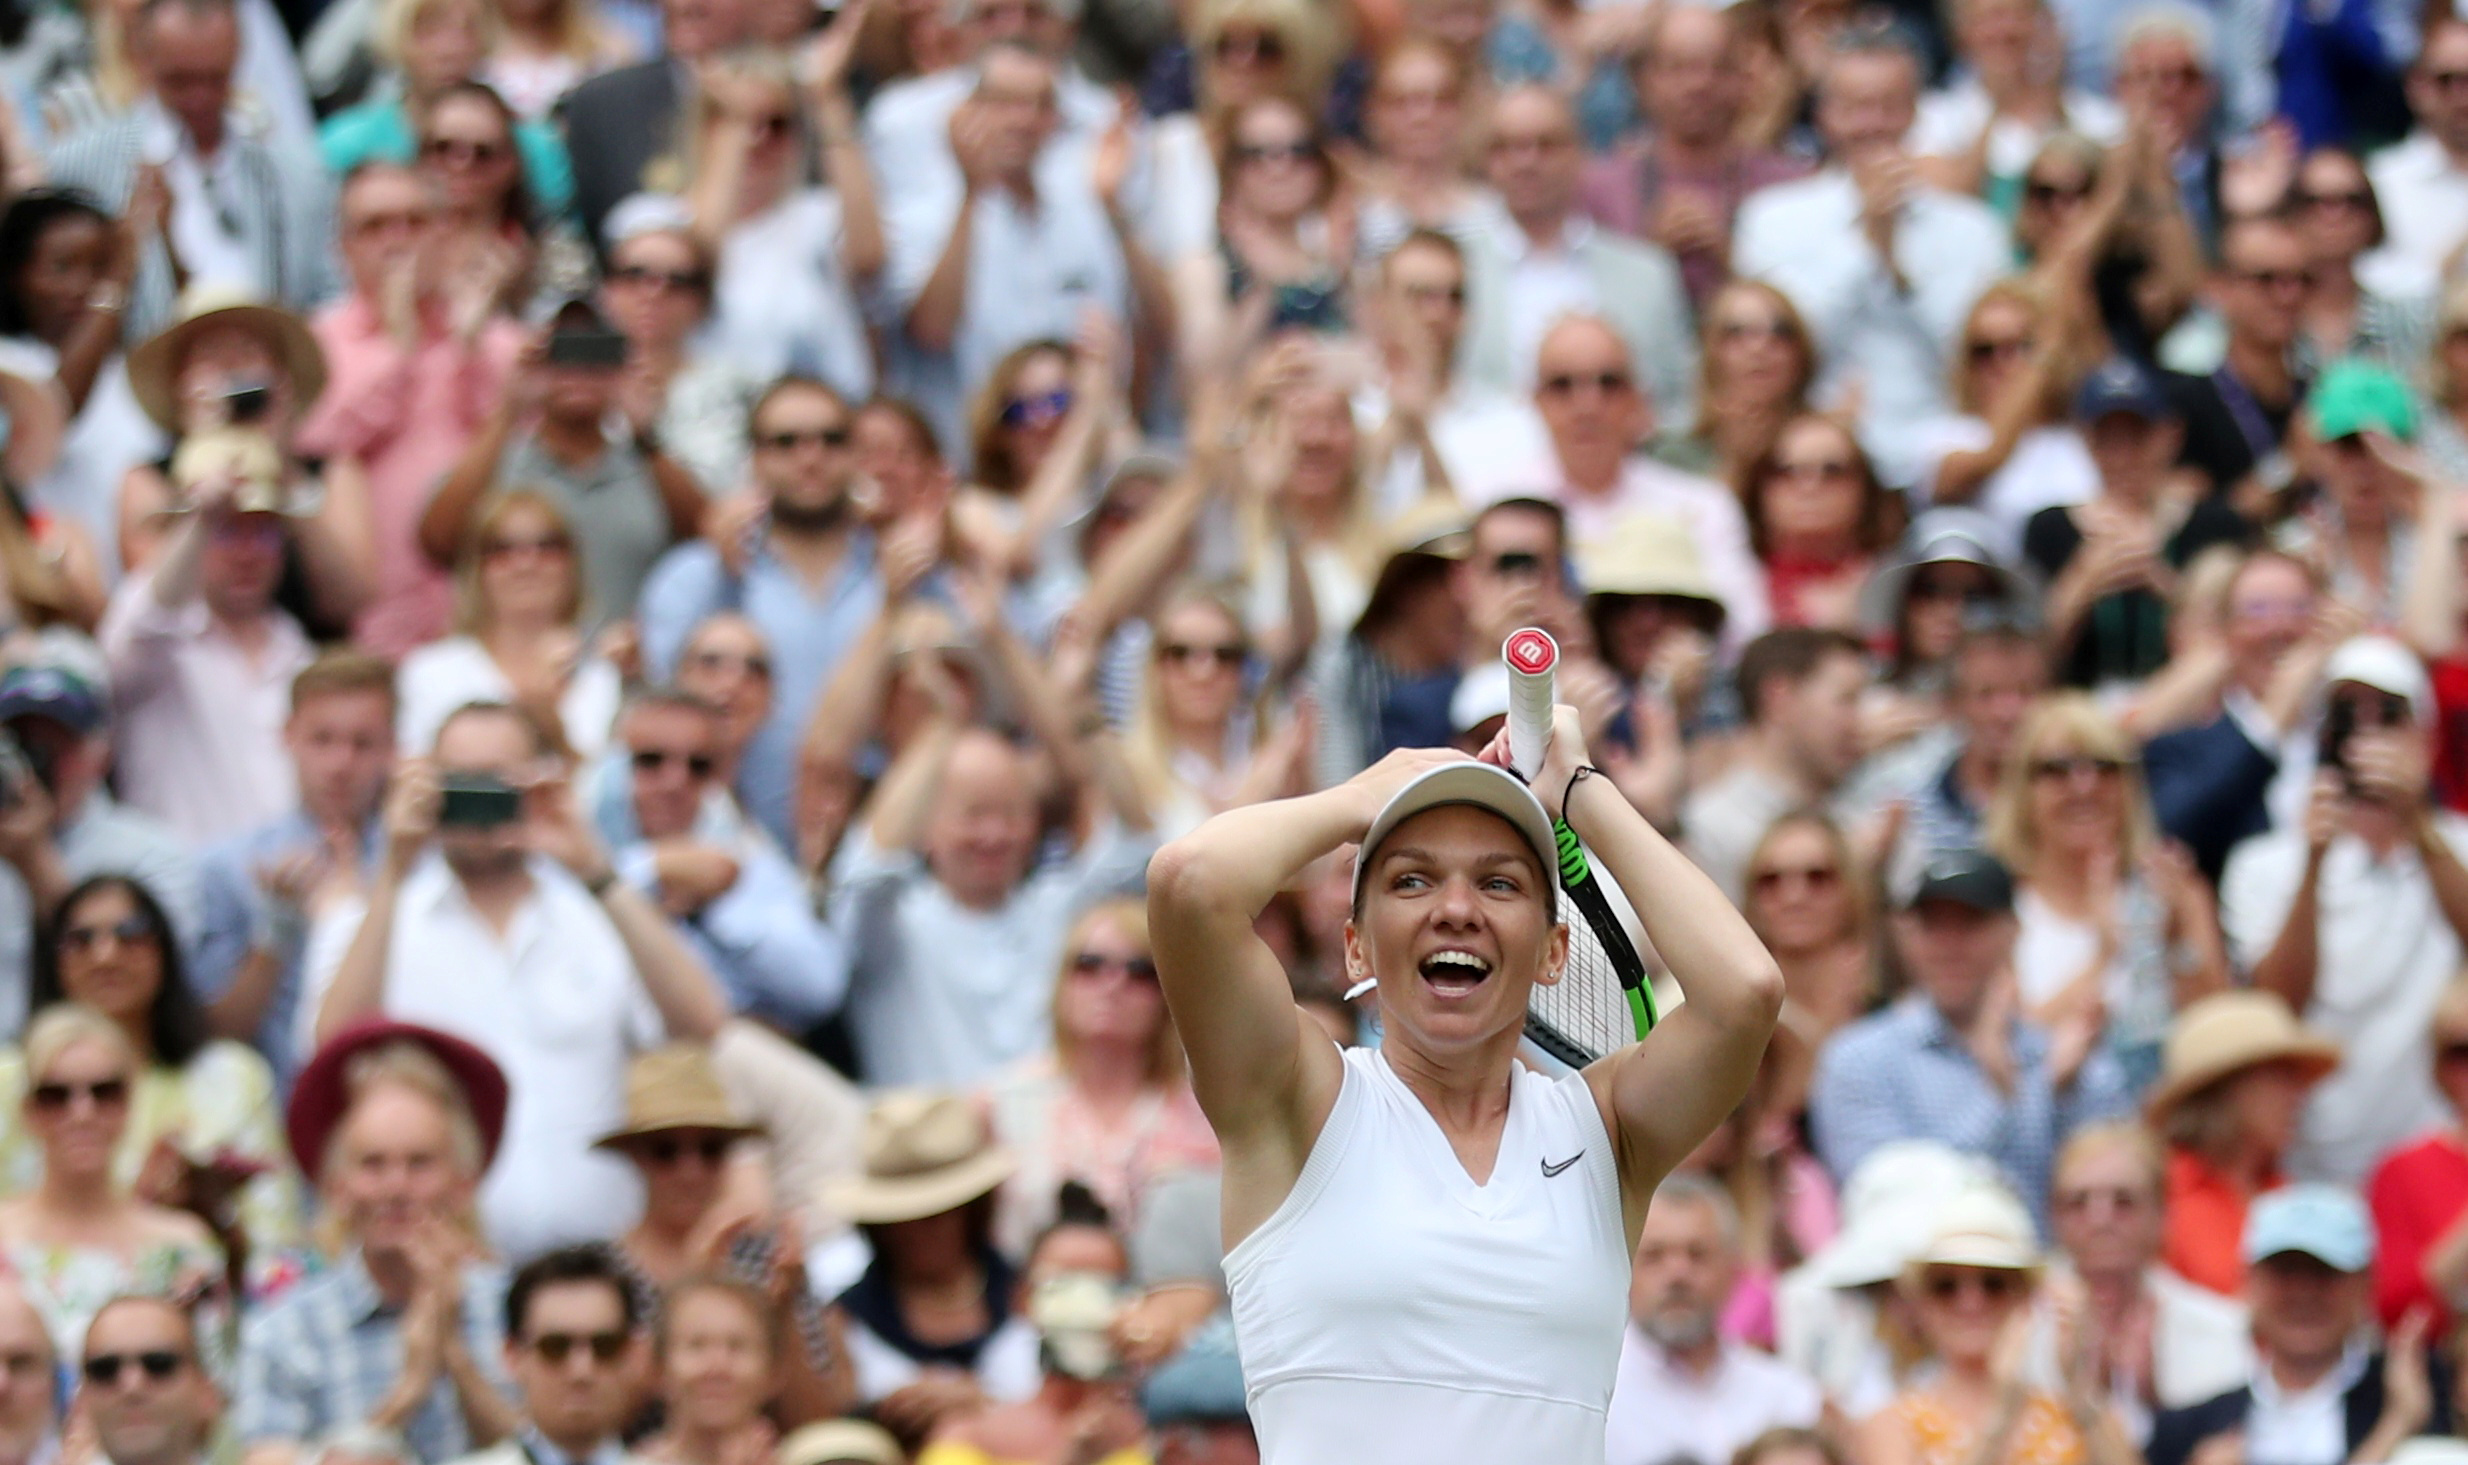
1905, 849, 2014, 914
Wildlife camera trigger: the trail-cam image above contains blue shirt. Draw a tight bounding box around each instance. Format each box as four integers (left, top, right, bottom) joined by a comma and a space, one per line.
1809, 994, 2133, 1232
636, 530, 888, 852
587, 756, 850, 1030
193, 812, 383, 1090
234, 1250, 511, 1465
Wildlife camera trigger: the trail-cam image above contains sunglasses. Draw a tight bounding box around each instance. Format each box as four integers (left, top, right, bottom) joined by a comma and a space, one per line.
527, 1330, 629, 1364
636, 1135, 733, 1166
755, 425, 853, 452
1907, 572, 1992, 603
31, 1077, 128, 1112
1234, 140, 1316, 166
420, 136, 508, 165
2236, 267, 2316, 291
81, 1351, 185, 1387
481, 535, 570, 561
1071, 951, 1160, 983
749, 112, 795, 143
686, 648, 771, 680
1966, 335, 2035, 364
1716, 317, 1793, 343
2031, 754, 2128, 781
1922, 1268, 2024, 1303
61, 915, 158, 955
1213, 28, 1285, 62
630, 748, 717, 779
2024, 179, 2093, 207
2299, 188, 2373, 211
2056, 1184, 2149, 1214
1539, 369, 1631, 397
1772, 458, 1856, 483
1402, 282, 1467, 307
609, 263, 708, 294
1000, 389, 1074, 429
1751, 864, 1839, 894
1161, 641, 1246, 670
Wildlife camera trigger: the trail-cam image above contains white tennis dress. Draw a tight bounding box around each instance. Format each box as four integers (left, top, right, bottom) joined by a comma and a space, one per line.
1224, 1044, 1630, 1464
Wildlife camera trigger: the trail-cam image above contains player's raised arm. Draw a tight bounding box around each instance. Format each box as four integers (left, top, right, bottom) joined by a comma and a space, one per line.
1146, 747, 1467, 1232
1494, 707, 1785, 1234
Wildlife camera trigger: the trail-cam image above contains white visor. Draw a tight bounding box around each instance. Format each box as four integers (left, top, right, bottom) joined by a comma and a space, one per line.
1349, 762, 1560, 918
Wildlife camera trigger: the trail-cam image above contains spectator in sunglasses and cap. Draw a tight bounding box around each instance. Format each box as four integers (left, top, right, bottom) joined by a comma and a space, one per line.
2146, 1185, 2450, 1465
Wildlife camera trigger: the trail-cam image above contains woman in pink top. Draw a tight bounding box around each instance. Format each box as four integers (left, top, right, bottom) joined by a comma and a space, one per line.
980, 897, 1220, 1260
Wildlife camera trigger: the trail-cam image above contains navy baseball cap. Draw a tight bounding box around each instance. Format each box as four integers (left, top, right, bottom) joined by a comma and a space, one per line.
2073, 358, 2175, 423
0, 642, 106, 733
1904, 850, 2015, 915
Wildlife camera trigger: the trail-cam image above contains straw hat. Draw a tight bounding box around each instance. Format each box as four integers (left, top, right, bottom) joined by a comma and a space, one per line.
127, 284, 328, 432
1354, 496, 1473, 634
591, 1046, 766, 1150
2145, 991, 2342, 1123
286, 1019, 510, 1177
1906, 1185, 2041, 1273
775, 1420, 904, 1465
1576, 513, 1725, 619
820, 1091, 1015, 1225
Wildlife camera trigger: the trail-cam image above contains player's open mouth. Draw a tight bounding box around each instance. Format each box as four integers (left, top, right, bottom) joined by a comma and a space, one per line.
1418, 949, 1493, 995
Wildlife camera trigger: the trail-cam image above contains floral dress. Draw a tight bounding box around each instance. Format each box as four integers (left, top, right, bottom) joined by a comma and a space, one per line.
1893, 1388, 2087, 1465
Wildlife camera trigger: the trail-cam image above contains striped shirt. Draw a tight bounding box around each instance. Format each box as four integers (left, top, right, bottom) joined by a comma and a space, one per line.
234, 1251, 512, 1465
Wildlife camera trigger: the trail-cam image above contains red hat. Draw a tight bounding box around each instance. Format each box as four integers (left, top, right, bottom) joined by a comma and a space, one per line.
286, 1019, 510, 1178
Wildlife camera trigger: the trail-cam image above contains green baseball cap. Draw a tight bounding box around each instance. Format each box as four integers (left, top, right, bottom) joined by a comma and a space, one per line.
2307, 360, 2418, 444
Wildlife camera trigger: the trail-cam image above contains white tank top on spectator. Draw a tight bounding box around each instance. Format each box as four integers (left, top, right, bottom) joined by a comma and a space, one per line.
1225, 1045, 1628, 1465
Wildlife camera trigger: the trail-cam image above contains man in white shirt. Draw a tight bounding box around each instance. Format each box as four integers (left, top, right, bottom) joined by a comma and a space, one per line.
1467, 315, 1766, 646
2223, 637, 2468, 1185
1605, 1173, 1821, 1465
1461, 86, 1695, 418
2147, 1187, 2442, 1465
884, 43, 1162, 451
1732, 27, 2008, 470
830, 723, 1154, 1087
100, 456, 314, 846
303, 700, 728, 1260
2365, 19, 2468, 294
1359, 230, 1550, 512
862, 0, 1117, 216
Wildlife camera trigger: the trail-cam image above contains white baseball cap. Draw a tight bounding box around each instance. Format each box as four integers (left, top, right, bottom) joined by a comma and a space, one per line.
1349, 761, 1559, 917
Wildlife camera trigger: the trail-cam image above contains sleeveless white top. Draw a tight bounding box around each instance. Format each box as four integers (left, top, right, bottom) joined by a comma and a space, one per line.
1224, 1046, 1630, 1465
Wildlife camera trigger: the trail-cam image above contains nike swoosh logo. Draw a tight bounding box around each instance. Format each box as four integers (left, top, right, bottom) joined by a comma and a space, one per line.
1541, 1152, 1583, 1178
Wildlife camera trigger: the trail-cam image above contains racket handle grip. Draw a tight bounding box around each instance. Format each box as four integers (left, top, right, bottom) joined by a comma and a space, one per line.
1503, 628, 1559, 781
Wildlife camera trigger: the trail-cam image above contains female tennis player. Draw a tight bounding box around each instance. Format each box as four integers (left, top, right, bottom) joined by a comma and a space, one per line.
1146, 706, 1782, 1464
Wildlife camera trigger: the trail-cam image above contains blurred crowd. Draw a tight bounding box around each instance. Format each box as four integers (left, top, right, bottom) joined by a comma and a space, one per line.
0, 0, 2467, 1455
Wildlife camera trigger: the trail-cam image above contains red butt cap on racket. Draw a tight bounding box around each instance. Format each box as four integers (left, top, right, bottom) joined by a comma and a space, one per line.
1502, 628, 1558, 782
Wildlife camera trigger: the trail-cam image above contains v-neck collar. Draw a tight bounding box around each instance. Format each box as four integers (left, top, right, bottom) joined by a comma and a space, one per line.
1370, 1049, 1531, 1213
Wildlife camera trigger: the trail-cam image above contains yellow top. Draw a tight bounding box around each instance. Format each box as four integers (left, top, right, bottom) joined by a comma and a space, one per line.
916, 1444, 1152, 1465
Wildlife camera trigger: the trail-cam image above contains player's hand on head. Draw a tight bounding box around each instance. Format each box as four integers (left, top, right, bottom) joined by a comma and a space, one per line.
1340, 745, 1473, 834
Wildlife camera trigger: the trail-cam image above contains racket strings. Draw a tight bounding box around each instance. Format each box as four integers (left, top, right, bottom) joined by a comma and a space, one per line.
1528, 914, 1628, 1066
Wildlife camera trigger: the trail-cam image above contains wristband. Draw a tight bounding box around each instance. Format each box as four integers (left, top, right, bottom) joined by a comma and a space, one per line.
1560, 764, 1607, 822
582, 866, 619, 897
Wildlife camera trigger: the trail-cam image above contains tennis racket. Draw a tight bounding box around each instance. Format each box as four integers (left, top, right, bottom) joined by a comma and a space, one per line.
1503, 628, 1659, 1067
